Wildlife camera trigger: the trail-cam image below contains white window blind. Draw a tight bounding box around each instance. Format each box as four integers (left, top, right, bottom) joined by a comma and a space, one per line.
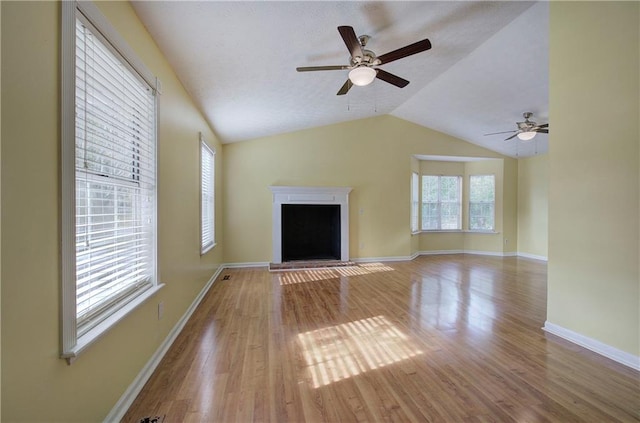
469, 175, 495, 231
411, 172, 419, 232
201, 140, 215, 254
75, 16, 156, 334
61, 1, 159, 360
421, 175, 462, 230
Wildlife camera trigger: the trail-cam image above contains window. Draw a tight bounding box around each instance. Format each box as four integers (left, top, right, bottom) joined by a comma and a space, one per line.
421, 175, 462, 230
200, 138, 215, 254
410, 172, 419, 232
469, 175, 495, 231
61, 2, 161, 360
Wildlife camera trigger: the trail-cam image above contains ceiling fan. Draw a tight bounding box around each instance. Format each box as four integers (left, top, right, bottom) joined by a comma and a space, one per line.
296, 26, 432, 96
484, 112, 549, 141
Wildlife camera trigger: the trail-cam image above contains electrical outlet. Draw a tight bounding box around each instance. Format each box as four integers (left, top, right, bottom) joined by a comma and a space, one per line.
360, 242, 365, 250
504, 239, 509, 245
157, 301, 164, 320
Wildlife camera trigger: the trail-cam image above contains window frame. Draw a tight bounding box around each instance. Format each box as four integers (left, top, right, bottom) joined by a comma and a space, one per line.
421, 175, 462, 231
200, 135, 216, 254
410, 172, 419, 233
468, 174, 496, 232
61, 0, 162, 362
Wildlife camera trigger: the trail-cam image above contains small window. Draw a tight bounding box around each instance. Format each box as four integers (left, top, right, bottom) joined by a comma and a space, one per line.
200, 138, 215, 254
411, 172, 419, 232
421, 175, 462, 230
469, 175, 495, 231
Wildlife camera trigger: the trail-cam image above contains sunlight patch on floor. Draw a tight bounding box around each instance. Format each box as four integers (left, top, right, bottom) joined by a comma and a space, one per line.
278, 268, 339, 285
297, 315, 423, 388
279, 262, 395, 285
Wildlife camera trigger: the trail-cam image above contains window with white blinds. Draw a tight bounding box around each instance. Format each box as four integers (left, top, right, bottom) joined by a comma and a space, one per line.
200, 140, 215, 254
421, 175, 462, 230
61, 2, 159, 360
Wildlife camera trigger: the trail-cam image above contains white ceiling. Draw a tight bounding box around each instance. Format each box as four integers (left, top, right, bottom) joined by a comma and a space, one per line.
131, 1, 549, 158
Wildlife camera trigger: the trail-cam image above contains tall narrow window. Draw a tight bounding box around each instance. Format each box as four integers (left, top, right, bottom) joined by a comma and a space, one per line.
411, 172, 419, 232
201, 138, 215, 254
61, 2, 160, 360
422, 175, 462, 230
469, 175, 495, 231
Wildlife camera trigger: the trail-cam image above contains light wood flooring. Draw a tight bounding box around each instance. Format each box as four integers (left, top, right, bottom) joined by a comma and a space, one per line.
123, 255, 639, 422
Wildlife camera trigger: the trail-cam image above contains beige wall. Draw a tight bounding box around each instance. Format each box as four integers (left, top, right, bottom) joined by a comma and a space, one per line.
517, 154, 548, 258
0, 3, 2, 420
1, 2, 223, 421
502, 157, 518, 255
222, 115, 505, 264
548, 2, 639, 356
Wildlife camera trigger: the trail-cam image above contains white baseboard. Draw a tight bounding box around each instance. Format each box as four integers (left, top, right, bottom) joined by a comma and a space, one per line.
420, 249, 545, 261
517, 252, 548, 261
543, 321, 640, 371
419, 249, 465, 255
104, 265, 225, 423
464, 249, 512, 257
419, 249, 517, 257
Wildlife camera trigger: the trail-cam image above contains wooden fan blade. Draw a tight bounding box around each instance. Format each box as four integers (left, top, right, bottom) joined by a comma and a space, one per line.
484, 130, 517, 136
337, 79, 353, 95
537, 123, 549, 129
338, 26, 363, 60
375, 69, 409, 88
296, 65, 349, 72
377, 38, 432, 64
535, 128, 549, 134
504, 133, 519, 141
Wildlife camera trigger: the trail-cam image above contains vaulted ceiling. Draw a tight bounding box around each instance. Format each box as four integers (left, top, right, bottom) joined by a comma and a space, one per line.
131, 1, 549, 158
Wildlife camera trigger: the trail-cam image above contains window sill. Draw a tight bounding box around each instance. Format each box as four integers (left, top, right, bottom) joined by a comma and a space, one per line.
62, 283, 164, 364
201, 242, 217, 255
465, 230, 499, 234
420, 229, 463, 233
415, 230, 499, 234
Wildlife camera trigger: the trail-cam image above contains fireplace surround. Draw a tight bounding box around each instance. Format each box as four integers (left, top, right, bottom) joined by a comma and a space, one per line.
269, 186, 352, 264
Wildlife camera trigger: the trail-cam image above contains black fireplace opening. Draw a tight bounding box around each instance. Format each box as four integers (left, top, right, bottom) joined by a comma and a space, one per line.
281, 204, 341, 262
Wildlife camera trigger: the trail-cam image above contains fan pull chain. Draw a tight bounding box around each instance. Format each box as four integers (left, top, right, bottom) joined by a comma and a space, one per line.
374, 81, 378, 113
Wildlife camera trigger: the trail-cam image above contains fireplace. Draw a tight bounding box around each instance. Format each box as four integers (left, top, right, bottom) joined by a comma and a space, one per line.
269, 186, 352, 264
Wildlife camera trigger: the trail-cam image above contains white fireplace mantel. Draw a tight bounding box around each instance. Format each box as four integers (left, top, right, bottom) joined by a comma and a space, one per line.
269, 186, 352, 263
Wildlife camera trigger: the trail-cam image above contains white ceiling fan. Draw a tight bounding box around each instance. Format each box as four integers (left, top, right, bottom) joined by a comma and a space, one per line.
296, 25, 432, 95
484, 112, 549, 141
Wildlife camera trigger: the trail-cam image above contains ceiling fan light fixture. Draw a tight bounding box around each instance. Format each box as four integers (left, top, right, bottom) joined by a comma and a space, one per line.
348, 66, 376, 86
517, 131, 536, 141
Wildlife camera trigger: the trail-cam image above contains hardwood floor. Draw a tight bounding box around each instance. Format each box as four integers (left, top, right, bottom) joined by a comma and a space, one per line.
123, 255, 640, 422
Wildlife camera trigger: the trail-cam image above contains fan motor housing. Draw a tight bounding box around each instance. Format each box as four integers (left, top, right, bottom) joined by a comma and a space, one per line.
350, 49, 378, 67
